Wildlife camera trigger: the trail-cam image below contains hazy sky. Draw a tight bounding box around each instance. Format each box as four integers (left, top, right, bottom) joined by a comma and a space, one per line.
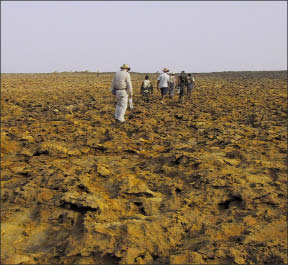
1, 1, 287, 73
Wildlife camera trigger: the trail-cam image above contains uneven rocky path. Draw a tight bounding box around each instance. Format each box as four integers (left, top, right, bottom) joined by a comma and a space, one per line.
1, 71, 287, 264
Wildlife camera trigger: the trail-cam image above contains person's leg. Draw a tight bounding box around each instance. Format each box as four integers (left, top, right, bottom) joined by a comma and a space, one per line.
115, 90, 128, 122
160, 87, 164, 100
170, 84, 175, 98
115, 91, 121, 120
161, 87, 168, 103
187, 84, 192, 99
190, 83, 194, 100
182, 86, 187, 103
179, 85, 184, 103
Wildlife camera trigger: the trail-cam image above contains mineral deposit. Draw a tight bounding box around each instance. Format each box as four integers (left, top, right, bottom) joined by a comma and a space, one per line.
1, 71, 287, 264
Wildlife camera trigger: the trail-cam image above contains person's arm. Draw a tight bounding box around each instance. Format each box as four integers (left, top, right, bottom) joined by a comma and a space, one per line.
126, 73, 133, 97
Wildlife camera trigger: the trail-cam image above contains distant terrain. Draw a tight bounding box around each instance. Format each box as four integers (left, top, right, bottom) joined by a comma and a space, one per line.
1, 71, 287, 264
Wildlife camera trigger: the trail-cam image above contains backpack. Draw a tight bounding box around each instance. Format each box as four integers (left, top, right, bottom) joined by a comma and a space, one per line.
179, 75, 187, 84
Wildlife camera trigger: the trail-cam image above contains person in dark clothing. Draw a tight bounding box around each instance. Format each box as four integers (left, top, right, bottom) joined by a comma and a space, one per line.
178, 71, 188, 104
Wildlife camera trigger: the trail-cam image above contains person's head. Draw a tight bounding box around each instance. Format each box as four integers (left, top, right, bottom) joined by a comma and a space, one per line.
162, 68, 169, 73
181, 71, 185, 74
145, 75, 149, 80
188, 73, 191, 77
120, 64, 131, 72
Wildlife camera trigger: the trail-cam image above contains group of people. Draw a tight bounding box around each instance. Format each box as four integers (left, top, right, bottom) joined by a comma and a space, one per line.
156, 68, 195, 104
110, 64, 195, 123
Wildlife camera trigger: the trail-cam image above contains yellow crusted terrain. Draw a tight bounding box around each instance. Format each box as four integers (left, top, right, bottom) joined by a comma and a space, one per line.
1, 71, 287, 264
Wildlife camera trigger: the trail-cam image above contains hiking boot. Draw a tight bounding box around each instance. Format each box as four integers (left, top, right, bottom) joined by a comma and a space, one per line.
115, 119, 125, 124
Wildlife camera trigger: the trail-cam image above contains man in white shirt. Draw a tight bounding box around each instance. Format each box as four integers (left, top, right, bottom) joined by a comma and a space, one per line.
110, 64, 133, 123
157, 68, 170, 104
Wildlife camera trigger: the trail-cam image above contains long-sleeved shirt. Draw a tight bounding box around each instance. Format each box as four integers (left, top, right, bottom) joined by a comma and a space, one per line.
110, 70, 133, 96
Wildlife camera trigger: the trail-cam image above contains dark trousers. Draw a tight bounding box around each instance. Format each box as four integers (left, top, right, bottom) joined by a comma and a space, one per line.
179, 84, 186, 103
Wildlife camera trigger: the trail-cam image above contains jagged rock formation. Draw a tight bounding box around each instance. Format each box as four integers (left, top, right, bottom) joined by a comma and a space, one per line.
1, 71, 287, 264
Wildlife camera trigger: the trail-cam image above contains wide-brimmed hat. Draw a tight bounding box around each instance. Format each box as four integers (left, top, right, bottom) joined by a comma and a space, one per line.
162, 68, 169, 72
120, 64, 131, 70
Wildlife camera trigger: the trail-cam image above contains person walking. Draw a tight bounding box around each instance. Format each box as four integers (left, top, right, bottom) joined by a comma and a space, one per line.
110, 64, 133, 123
157, 68, 170, 104
178, 71, 188, 104
187, 73, 195, 100
141, 75, 153, 102
168, 73, 177, 99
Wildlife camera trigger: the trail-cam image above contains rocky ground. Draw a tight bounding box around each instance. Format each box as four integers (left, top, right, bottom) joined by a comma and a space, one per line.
1, 71, 287, 264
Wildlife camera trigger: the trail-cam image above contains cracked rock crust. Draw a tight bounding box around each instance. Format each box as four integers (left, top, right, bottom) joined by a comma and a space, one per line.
1, 71, 287, 264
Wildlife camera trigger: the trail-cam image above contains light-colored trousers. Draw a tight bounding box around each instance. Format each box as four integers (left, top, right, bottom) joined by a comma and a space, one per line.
115, 90, 128, 122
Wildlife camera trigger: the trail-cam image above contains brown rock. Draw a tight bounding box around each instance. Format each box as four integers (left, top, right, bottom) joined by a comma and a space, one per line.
170, 251, 205, 264
97, 164, 112, 177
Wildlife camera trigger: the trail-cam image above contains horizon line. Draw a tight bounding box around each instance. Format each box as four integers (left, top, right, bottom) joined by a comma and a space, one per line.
1, 69, 287, 75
